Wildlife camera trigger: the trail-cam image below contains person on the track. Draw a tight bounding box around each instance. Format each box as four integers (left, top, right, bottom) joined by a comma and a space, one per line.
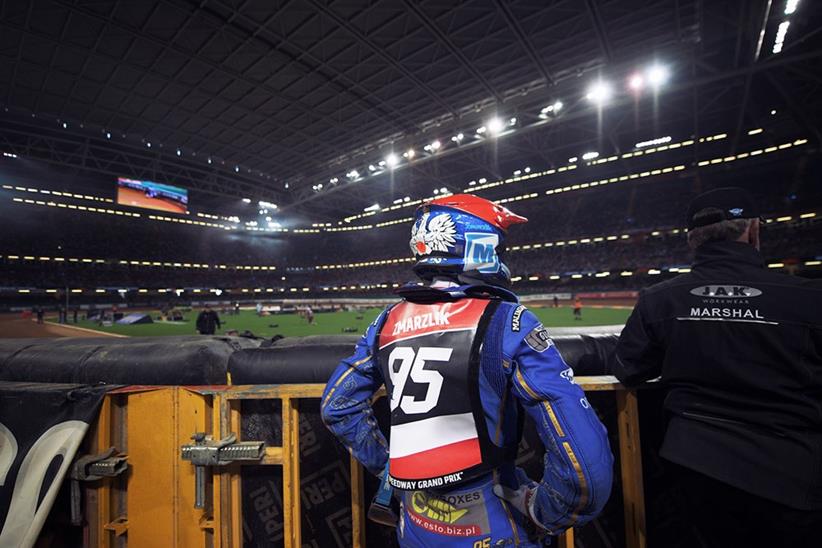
195, 305, 221, 335
572, 297, 582, 321
322, 194, 613, 547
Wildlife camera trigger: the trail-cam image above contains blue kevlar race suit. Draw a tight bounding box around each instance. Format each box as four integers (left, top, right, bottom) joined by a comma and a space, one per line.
321, 284, 614, 546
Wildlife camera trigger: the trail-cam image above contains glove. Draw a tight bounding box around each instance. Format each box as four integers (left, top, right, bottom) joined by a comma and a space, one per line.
493, 481, 538, 524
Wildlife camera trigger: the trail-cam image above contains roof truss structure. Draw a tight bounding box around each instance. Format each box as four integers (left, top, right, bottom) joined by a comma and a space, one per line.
0, 0, 819, 221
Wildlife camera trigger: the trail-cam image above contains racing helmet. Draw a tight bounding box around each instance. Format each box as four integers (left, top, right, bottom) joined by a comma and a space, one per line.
409, 194, 527, 286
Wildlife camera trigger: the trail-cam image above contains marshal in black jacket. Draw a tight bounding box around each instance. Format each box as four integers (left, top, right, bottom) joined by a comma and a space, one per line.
611, 240, 822, 510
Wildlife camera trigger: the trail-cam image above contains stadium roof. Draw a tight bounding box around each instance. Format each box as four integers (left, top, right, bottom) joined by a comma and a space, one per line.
1, 0, 821, 221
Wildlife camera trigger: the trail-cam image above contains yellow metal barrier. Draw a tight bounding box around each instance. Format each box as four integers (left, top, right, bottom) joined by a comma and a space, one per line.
82, 376, 645, 548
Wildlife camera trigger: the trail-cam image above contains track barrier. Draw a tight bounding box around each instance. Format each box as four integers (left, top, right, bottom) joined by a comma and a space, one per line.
0, 333, 661, 548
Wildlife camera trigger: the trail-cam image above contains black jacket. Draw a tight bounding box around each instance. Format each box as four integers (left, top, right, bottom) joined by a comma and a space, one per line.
196, 310, 221, 334
611, 241, 822, 510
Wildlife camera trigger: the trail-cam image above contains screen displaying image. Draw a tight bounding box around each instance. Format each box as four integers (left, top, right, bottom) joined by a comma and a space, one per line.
116, 177, 188, 214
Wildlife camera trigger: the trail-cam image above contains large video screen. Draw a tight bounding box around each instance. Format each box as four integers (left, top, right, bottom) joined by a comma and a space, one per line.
116, 177, 189, 214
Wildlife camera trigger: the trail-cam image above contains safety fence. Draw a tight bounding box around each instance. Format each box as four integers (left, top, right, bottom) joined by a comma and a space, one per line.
0, 333, 662, 547
78, 377, 645, 548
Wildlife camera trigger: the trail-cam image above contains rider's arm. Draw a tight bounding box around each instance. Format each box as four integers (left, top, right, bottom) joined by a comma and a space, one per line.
320, 310, 390, 476
504, 307, 614, 533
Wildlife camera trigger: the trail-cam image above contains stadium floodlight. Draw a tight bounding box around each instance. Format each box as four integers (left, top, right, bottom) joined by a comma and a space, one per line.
146, 142, 151, 148
635, 135, 672, 148
368, 164, 377, 171
514, 170, 522, 176
476, 126, 487, 134
440, 187, 448, 193
213, 289, 223, 296
539, 101, 563, 118
364, 203, 380, 212
329, 177, 339, 184
508, 117, 517, 126
785, 0, 799, 14
478, 177, 487, 184
346, 169, 360, 179
487, 117, 505, 134
62, 122, 68, 129
242, 198, 251, 203
646, 65, 669, 88
385, 153, 399, 168
207, 157, 212, 164
568, 156, 578, 163
2, 152, 18, 158
234, 166, 239, 172
451, 133, 464, 143
106, 132, 111, 139
468, 180, 476, 186
424, 140, 442, 152
773, 21, 790, 53
433, 188, 439, 194
524, 166, 531, 173
770, 109, 777, 115
176, 149, 181, 156
585, 81, 612, 105
628, 73, 644, 91
403, 149, 415, 159
265, 216, 272, 221
582, 151, 600, 161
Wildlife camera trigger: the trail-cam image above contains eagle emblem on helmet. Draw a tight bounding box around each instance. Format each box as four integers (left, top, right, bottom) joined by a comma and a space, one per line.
410, 212, 457, 255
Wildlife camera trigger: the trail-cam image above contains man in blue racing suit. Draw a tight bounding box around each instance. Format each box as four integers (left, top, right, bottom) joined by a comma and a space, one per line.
322, 194, 613, 546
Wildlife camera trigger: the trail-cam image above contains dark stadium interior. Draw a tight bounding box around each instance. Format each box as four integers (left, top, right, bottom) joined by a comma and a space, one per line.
0, 0, 822, 305
2, 2, 822, 548
3, 0, 822, 310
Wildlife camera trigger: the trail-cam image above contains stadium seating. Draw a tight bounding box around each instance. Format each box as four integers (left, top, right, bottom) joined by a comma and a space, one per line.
1, 140, 820, 306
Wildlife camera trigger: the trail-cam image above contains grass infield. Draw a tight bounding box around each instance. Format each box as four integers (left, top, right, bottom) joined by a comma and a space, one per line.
75, 306, 631, 338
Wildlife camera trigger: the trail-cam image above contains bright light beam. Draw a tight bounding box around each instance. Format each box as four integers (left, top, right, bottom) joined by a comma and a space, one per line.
487, 117, 504, 134
586, 81, 612, 105
646, 65, 669, 88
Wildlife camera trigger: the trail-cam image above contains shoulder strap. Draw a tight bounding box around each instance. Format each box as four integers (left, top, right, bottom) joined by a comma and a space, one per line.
478, 302, 524, 457
480, 303, 508, 397
467, 299, 507, 465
